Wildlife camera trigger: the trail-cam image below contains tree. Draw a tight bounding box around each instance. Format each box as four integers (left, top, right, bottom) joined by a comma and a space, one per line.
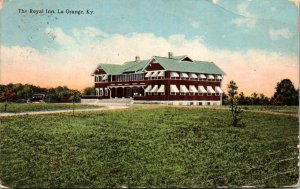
222, 92, 229, 105
271, 79, 298, 105
227, 81, 243, 127
83, 87, 95, 96
258, 93, 270, 105
237, 92, 246, 105
250, 92, 259, 105
69, 91, 81, 116
0, 88, 16, 112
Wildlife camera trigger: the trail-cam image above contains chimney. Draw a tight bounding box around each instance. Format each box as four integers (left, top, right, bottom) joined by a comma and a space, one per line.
168, 52, 173, 59
135, 56, 140, 61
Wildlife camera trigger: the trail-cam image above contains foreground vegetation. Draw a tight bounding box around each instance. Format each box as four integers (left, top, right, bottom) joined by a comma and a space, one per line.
240, 105, 299, 115
0, 107, 298, 188
0, 103, 99, 113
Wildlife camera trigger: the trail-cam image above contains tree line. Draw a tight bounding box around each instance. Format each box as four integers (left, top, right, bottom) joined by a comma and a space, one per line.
0, 79, 298, 105
0, 83, 81, 103
222, 79, 299, 106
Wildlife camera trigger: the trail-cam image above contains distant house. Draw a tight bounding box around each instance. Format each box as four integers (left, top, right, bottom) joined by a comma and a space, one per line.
91, 52, 225, 105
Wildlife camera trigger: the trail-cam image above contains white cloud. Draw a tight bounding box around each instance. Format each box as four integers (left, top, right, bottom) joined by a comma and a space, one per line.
1, 27, 298, 96
73, 27, 108, 39
212, 0, 219, 4
190, 20, 201, 29
45, 27, 75, 46
231, 0, 257, 28
269, 28, 293, 40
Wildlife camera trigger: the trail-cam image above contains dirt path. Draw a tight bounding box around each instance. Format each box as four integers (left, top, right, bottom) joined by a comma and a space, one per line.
0, 105, 130, 117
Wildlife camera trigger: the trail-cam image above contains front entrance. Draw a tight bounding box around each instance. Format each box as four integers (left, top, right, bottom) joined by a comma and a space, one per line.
110, 86, 144, 99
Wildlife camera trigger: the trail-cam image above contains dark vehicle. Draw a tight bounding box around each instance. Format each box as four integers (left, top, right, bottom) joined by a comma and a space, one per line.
27, 93, 45, 103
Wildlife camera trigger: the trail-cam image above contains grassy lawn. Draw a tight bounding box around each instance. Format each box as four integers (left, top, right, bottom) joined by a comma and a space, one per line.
0, 107, 298, 188
240, 105, 298, 115
0, 103, 100, 113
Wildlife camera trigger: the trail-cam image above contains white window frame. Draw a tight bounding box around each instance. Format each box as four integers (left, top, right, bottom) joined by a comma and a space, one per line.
99, 88, 104, 96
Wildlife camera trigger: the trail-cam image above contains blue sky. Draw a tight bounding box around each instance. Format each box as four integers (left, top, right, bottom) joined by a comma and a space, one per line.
0, 0, 299, 95
1, 0, 298, 54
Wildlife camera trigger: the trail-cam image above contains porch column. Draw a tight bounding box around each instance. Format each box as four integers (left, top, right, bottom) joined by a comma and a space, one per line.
109, 87, 112, 99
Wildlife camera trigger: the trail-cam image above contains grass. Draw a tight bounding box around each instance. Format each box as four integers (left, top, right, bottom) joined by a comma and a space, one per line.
0, 103, 100, 113
0, 107, 298, 188
240, 105, 298, 115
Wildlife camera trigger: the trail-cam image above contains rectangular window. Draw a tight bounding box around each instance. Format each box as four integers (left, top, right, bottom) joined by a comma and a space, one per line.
100, 88, 103, 96
105, 88, 108, 96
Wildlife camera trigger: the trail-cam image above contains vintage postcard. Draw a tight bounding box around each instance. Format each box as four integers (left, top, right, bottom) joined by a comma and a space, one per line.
0, 0, 299, 188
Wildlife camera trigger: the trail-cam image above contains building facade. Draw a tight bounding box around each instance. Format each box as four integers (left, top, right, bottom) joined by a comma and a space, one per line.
92, 52, 225, 105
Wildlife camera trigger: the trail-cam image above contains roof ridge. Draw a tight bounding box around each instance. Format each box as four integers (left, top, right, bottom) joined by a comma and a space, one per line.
100, 63, 123, 66
123, 59, 149, 71
124, 59, 149, 64
154, 56, 183, 60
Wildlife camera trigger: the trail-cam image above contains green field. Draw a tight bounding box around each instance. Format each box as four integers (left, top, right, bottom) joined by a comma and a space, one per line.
0, 103, 100, 113
240, 105, 299, 115
0, 107, 298, 188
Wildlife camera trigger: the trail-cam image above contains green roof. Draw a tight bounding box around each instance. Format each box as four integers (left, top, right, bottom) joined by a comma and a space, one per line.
153, 56, 225, 75
96, 60, 150, 75
95, 55, 225, 75
122, 59, 150, 73
171, 55, 186, 60
98, 64, 124, 75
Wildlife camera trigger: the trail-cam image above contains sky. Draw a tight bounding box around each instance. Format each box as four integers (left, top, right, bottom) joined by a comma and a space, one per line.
0, 0, 299, 96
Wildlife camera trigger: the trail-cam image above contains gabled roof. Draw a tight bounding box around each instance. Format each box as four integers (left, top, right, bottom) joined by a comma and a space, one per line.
94, 54, 225, 75
94, 60, 150, 75
97, 64, 123, 75
172, 56, 186, 60
122, 59, 150, 73
152, 56, 224, 75
172, 55, 193, 62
